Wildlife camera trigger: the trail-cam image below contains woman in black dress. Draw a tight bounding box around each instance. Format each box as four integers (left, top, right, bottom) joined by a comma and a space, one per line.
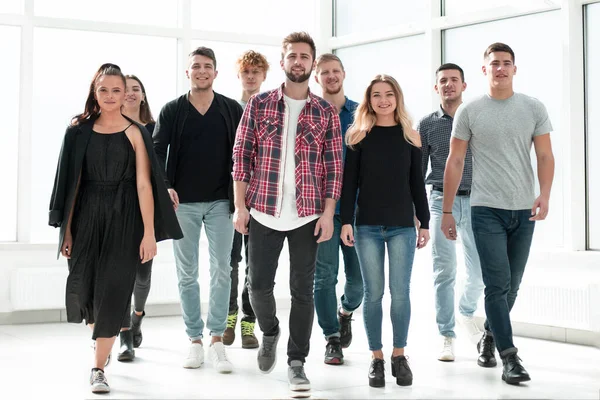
49, 64, 182, 394
118, 74, 157, 360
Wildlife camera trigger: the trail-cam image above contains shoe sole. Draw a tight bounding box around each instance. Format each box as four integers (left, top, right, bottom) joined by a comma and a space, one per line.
91, 385, 110, 394
242, 343, 259, 349
324, 357, 344, 365
117, 352, 135, 362
290, 383, 311, 391
502, 374, 531, 385
396, 378, 413, 386
369, 378, 385, 388
183, 361, 204, 369
438, 357, 455, 362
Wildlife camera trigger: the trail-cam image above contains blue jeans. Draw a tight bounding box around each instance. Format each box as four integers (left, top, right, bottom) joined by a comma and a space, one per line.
354, 225, 416, 351
430, 190, 484, 338
173, 200, 234, 341
314, 215, 363, 338
471, 206, 535, 355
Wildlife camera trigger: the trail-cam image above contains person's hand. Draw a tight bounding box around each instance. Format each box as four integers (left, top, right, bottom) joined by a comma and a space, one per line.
340, 224, 355, 247
168, 188, 179, 211
233, 207, 250, 235
61, 232, 73, 259
441, 214, 457, 241
530, 195, 549, 221
417, 228, 430, 249
314, 213, 334, 243
139, 234, 157, 264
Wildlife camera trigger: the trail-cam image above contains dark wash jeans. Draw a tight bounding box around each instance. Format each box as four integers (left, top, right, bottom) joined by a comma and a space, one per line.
471, 206, 535, 356
247, 216, 319, 365
229, 230, 255, 322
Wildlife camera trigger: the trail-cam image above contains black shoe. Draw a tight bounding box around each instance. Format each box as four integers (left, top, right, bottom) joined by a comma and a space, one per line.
391, 355, 413, 386
324, 336, 344, 365
368, 358, 385, 388
477, 331, 497, 368
131, 311, 145, 348
338, 309, 353, 348
502, 353, 531, 384
117, 330, 135, 362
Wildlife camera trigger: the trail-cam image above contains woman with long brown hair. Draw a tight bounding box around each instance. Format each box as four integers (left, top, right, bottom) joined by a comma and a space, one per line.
340, 74, 430, 388
118, 74, 157, 362
49, 63, 182, 394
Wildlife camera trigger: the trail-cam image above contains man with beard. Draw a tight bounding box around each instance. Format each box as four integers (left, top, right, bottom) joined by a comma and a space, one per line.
232, 32, 343, 393
312, 53, 362, 366
153, 47, 243, 373
418, 63, 484, 363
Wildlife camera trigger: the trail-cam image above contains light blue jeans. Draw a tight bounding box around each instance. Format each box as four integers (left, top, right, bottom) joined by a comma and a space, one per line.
430, 190, 484, 338
354, 225, 416, 351
173, 200, 234, 341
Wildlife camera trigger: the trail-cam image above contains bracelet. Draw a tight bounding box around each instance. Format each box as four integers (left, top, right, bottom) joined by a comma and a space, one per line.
443, 211, 453, 214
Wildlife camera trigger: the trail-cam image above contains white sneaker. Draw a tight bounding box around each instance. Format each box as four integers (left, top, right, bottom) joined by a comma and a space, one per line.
457, 314, 483, 344
90, 368, 110, 394
438, 336, 455, 362
183, 342, 204, 369
208, 341, 234, 373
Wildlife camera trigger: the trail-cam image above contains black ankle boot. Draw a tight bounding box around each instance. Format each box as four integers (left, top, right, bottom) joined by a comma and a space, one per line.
477, 331, 497, 367
118, 330, 135, 362
131, 311, 145, 348
391, 355, 413, 386
501, 353, 531, 384
368, 358, 385, 388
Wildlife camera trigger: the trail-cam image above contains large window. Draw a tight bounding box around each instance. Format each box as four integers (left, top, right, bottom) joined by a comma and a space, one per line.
31, 28, 177, 243
335, 0, 427, 36
586, 3, 600, 249
191, 0, 316, 36
0, 26, 21, 242
34, 0, 178, 27
443, 0, 553, 16
444, 11, 563, 249
335, 35, 429, 125
0, 1, 22, 14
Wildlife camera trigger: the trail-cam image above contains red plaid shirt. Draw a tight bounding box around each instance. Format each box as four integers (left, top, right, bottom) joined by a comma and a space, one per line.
232, 84, 343, 218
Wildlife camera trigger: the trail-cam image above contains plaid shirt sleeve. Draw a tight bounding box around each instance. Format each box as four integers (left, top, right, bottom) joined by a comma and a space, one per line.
322, 110, 343, 200
232, 96, 257, 183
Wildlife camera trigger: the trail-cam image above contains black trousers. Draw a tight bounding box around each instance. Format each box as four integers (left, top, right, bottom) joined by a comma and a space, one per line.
229, 230, 255, 322
122, 260, 152, 328
248, 216, 319, 365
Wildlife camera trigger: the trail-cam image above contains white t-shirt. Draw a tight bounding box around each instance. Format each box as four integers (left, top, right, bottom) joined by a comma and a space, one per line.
251, 95, 321, 231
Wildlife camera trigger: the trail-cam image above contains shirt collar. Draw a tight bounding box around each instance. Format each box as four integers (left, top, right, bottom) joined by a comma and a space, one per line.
437, 105, 451, 119
340, 96, 352, 112
276, 82, 314, 104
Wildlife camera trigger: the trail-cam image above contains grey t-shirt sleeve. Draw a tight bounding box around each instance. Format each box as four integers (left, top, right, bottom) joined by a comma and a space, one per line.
451, 103, 471, 141
533, 99, 553, 136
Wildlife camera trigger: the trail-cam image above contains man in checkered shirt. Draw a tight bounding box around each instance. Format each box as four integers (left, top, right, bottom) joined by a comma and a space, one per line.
232, 32, 343, 393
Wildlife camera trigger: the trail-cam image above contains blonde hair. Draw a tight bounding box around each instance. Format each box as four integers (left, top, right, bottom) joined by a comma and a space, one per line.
346, 74, 417, 148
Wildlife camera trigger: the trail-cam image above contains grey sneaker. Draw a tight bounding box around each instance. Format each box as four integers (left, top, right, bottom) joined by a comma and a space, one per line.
257, 329, 280, 374
288, 360, 311, 391
90, 368, 110, 394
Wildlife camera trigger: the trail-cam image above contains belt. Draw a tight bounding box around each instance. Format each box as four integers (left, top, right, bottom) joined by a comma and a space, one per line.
432, 185, 471, 196
83, 180, 136, 213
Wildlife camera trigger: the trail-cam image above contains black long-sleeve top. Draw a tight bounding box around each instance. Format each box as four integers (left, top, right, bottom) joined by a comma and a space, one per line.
340, 125, 430, 229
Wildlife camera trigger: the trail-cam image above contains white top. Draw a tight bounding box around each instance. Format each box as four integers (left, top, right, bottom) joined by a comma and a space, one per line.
251, 95, 321, 231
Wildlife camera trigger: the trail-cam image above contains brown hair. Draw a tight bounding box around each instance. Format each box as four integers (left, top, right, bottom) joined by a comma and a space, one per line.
236, 50, 270, 75
189, 46, 217, 69
346, 74, 416, 148
124, 74, 155, 125
315, 53, 344, 73
281, 31, 316, 61
71, 63, 126, 126
483, 42, 515, 63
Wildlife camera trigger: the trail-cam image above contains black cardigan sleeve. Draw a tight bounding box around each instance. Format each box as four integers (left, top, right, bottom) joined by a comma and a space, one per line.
340, 144, 361, 225
152, 103, 174, 188
48, 127, 74, 227
410, 144, 430, 229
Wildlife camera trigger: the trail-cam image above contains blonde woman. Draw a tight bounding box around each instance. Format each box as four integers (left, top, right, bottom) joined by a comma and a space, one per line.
340, 74, 430, 388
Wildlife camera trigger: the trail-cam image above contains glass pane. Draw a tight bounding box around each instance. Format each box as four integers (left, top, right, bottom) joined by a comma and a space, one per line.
191, 0, 317, 36
444, 11, 563, 248
34, 0, 178, 27
335, 35, 430, 125
443, 0, 552, 17
32, 28, 178, 243
187, 41, 321, 102
0, 0, 23, 14
335, 0, 427, 36
0, 26, 20, 241
586, 3, 600, 249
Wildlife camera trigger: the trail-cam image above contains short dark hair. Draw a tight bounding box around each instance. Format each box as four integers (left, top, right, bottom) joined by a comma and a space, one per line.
281, 32, 316, 61
316, 53, 344, 73
436, 63, 465, 82
189, 46, 217, 69
483, 42, 515, 63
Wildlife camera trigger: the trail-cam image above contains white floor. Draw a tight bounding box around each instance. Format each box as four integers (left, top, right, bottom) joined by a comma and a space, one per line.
1, 304, 599, 400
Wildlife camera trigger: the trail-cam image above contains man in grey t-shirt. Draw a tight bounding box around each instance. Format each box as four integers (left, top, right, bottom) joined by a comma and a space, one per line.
441, 43, 555, 385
